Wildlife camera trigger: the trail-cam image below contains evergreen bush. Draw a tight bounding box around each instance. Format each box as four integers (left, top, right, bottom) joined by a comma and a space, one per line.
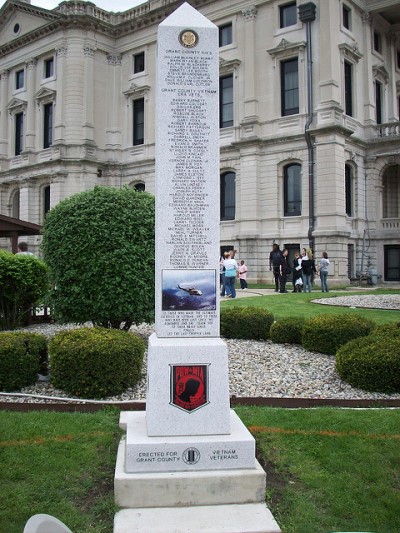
0, 251, 48, 330
336, 335, 400, 393
270, 317, 306, 345
42, 186, 155, 330
370, 322, 400, 339
220, 307, 274, 340
0, 332, 46, 391
302, 313, 375, 355
49, 327, 145, 398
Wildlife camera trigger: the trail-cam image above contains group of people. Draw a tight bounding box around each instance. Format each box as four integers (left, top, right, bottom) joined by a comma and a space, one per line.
269, 244, 330, 293
219, 250, 248, 299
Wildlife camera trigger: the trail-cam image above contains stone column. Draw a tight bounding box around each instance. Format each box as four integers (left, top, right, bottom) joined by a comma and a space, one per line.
241, 6, 258, 123
54, 46, 67, 143
106, 54, 122, 148
0, 70, 9, 157
25, 58, 37, 151
83, 45, 96, 143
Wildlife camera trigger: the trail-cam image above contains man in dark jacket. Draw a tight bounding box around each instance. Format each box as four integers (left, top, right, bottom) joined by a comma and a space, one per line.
269, 243, 283, 292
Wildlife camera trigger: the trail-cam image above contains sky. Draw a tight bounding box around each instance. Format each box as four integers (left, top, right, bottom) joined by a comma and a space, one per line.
0, 0, 146, 12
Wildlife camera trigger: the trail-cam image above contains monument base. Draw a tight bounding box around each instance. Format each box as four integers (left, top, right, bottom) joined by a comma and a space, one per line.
123, 410, 255, 473
114, 504, 282, 533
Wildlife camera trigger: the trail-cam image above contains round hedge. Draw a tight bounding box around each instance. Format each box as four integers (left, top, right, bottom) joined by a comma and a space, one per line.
49, 327, 145, 398
270, 317, 307, 345
302, 313, 375, 355
336, 335, 400, 393
370, 322, 400, 339
0, 332, 46, 391
220, 307, 274, 340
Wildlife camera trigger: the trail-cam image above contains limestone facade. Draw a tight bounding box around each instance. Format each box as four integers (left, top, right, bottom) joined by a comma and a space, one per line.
0, 0, 399, 283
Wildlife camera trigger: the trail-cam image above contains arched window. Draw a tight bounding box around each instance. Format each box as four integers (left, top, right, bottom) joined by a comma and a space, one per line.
134, 182, 145, 192
11, 189, 20, 219
383, 165, 399, 218
345, 164, 353, 217
284, 163, 301, 216
43, 185, 51, 218
220, 171, 235, 220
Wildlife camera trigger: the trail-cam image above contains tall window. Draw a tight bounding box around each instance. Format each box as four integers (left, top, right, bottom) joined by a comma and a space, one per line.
15, 112, 24, 155
133, 98, 144, 145
382, 166, 399, 219
219, 75, 233, 128
12, 190, 20, 219
384, 246, 400, 281
44, 57, 54, 78
281, 58, 299, 116
280, 2, 297, 28
43, 185, 51, 217
284, 163, 301, 216
344, 60, 353, 116
373, 32, 382, 54
342, 4, 351, 30
15, 69, 24, 90
43, 103, 53, 148
345, 164, 353, 217
220, 172, 235, 220
375, 80, 383, 124
219, 23, 232, 47
133, 52, 145, 74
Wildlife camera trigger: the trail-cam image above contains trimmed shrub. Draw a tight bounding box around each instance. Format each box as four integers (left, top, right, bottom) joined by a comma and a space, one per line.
302, 313, 375, 355
270, 317, 307, 345
371, 322, 400, 339
0, 251, 48, 330
220, 307, 274, 340
0, 332, 46, 391
49, 327, 145, 398
336, 335, 400, 393
42, 186, 155, 330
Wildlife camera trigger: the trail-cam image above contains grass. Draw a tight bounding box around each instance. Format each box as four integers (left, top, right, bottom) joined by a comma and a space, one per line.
236, 406, 400, 533
1, 408, 399, 533
222, 288, 400, 325
0, 408, 121, 533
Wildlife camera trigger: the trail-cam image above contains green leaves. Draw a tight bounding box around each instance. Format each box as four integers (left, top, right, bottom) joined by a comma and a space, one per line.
42, 186, 155, 328
0, 251, 48, 330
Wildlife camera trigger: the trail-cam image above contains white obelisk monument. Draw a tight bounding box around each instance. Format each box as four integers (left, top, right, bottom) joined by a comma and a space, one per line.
114, 4, 281, 531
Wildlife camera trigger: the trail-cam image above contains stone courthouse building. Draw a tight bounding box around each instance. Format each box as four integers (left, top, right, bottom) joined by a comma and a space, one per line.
0, 0, 399, 283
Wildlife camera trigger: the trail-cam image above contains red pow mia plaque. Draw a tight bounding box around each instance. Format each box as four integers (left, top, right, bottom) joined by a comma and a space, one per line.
170, 365, 209, 413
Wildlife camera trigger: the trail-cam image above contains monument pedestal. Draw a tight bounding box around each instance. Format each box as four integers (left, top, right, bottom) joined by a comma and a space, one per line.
115, 412, 281, 533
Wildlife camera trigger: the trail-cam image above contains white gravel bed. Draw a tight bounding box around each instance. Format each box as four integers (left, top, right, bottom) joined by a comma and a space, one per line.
1, 299, 399, 403
312, 293, 400, 310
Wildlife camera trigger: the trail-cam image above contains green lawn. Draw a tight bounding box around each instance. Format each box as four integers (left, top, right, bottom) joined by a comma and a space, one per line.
222, 288, 400, 325
1, 408, 399, 533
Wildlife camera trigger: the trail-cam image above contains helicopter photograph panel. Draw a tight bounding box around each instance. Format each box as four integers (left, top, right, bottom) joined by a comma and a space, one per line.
162, 269, 217, 311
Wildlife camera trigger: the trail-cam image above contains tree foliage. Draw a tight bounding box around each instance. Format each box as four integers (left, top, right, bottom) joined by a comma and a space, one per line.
42, 186, 155, 329
0, 251, 48, 330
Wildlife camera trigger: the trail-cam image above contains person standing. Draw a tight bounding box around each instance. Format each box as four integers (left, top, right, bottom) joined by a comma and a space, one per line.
222, 251, 231, 297
301, 248, 317, 293
279, 249, 291, 293
223, 251, 238, 298
318, 251, 330, 292
292, 251, 303, 292
269, 243, 283, 292
238, 260, 248, 290
16, 242, 34, 255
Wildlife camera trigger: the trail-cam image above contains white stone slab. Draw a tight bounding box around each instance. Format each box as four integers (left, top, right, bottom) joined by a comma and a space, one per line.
114, 504, 282, 533
146, 333, 230, 436
125, 410, 255, 473
155, 2, 220, 338
23, 514, 72, 533
115, 439, 266, 508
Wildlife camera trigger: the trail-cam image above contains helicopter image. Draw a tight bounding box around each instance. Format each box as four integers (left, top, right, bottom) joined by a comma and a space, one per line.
178, 284, 203, 296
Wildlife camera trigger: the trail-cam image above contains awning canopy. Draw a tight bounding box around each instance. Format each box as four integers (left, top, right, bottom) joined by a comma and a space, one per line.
0, 214, 42, 253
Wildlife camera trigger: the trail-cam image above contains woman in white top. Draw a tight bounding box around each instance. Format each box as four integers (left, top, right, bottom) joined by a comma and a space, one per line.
223, 251, 238, 298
